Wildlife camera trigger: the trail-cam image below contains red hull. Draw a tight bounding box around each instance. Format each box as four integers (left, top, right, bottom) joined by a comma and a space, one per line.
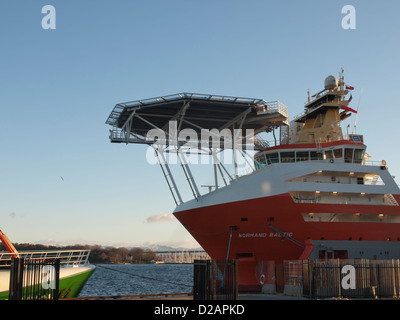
174, 193, 400, 291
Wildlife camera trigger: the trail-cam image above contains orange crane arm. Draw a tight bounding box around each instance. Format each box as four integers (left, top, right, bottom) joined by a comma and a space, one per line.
0, 229, 18, 258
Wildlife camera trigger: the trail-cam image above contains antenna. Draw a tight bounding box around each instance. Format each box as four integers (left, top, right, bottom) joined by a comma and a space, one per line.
340, 68, 344, 92
353, 88, 364, 134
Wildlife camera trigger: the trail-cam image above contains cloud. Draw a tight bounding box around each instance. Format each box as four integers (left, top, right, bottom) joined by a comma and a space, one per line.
146, 214, 176, 223
9, 212, 16, 219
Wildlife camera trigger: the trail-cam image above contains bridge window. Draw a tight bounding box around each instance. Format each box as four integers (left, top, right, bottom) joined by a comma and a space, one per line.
255, 154, 267, 169
281, 152, 295, 163
345, 148, 354, 163
310, 151, 322, 160
259, 155, 267, 167
324, 150, 334, 160
334, 148, 343, 159
266, 152, 279, 164
354, 149, 364, 164
255, 146, 363, 168
296, 151, 309, 162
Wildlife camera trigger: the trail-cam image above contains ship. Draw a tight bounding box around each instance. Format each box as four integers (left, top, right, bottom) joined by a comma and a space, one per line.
0, 229, 95, 299
106, 70, 400, 291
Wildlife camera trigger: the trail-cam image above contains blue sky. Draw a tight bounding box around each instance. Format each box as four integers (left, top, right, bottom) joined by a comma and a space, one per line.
1, 0, 399, 248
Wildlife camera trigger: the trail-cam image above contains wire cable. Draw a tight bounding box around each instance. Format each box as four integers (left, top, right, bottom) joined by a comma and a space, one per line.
95, 264, 192, 288
220, 226, 233, 287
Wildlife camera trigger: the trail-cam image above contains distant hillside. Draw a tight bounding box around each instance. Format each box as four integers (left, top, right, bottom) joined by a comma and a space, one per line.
144, 244, 203, 252
0, 243, 157, 264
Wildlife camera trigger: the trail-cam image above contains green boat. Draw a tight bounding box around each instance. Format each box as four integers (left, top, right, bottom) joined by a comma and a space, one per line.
0, 249, 95, 299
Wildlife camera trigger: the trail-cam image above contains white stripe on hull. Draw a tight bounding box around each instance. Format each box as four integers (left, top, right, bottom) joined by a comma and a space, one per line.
174, 162, 400, 213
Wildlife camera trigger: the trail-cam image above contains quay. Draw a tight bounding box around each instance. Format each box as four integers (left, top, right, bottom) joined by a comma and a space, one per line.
153, 250, 210, 264
63, 292, 307, 300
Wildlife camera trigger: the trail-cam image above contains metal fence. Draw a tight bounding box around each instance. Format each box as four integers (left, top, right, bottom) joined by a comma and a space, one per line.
9, 258, 60, 300
193, 259, 238, 300
284, 259, 400, 299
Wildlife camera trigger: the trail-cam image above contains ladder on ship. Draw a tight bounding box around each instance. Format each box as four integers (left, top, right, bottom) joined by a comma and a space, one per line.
385, 194, 398, 206
371, 175, 379, 185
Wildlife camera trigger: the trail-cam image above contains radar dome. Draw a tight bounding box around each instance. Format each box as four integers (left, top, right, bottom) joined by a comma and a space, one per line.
324, 75, 338, 90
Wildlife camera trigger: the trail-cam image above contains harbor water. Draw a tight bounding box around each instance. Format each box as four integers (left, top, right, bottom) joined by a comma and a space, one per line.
78, 264, 193, 297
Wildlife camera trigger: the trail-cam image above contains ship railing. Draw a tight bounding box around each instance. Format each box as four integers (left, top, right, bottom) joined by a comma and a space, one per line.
292, 111, 306, 122
254, 138, 287, 151
0, 249, 91, 267
293, 196, 396, 206
256, 100, 288, 116
254, 136, 270, 149
363, 160, 387, 167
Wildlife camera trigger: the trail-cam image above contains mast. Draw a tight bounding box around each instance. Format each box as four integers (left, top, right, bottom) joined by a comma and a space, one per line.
293, 71, 353, 144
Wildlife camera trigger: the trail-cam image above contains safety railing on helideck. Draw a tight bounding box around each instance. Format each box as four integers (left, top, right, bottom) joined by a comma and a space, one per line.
0, 250, 91, 267
255, 100, 289, 124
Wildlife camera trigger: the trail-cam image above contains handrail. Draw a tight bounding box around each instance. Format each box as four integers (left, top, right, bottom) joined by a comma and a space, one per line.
0, 249, 91, 267
363, 160, 387, 166
256, 100, 288, 116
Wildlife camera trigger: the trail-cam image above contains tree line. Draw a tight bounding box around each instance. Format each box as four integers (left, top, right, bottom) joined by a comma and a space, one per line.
0, 243, 158, 264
